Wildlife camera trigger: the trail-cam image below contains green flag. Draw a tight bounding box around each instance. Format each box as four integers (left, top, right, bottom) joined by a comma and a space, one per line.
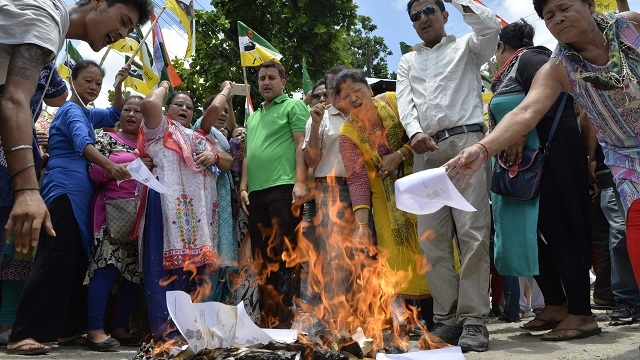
400, 41, 413, 55
302, 57, 313, 94
237, 21, 282, 66
57, 41, 83, 80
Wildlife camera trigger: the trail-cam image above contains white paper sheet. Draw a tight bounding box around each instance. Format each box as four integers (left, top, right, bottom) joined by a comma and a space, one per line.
376, 346, 465, 360
394, 167, 476, 215
166, 291, 210, 353
125, 158, 168, 193
167, 291, 298, 353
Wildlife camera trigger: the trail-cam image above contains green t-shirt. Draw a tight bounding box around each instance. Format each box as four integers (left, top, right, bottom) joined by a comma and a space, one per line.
245, 94, 309, 192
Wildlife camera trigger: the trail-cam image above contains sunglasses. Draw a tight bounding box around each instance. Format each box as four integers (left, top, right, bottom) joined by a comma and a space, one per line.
171, 101, 194, 111
409, 4, 437, 22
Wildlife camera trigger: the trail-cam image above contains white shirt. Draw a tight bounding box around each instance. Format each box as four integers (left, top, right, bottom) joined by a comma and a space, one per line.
303, 105, 349, 178
397, 0, 500, 138
0, 0, 69, 85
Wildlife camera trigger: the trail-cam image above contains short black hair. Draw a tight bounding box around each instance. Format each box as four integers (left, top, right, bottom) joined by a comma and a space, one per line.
258, 61, 286, 80
76, 0, 152, 26
324, 65, 349, 92
499, 19, 535, 50
532, 0, 588, 18
333, 69, 369, 98
406, 0, 445, 15
123, 94, 144, 105
312, 79, 325, 93
71, 60, 105, 80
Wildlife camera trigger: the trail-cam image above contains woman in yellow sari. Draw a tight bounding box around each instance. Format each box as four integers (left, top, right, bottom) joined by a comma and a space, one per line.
336, 69, 429, 335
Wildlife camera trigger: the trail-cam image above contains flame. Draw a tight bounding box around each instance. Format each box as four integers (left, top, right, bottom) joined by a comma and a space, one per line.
243, 174, 444, 352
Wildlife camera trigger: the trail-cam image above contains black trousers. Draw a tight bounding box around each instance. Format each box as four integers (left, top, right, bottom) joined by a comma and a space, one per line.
10, 194, 88, 342
248, 184, 301, 326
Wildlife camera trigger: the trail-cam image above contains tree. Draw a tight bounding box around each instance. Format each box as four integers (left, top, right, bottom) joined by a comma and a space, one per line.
171, 0, 360, 122
343, 15, 393, 79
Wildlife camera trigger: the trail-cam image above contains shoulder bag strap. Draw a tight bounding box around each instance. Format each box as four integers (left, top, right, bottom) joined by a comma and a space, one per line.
543, 92, 568, 155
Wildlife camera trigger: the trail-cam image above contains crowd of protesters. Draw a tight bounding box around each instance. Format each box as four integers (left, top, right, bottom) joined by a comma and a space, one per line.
0, 0, 638, 356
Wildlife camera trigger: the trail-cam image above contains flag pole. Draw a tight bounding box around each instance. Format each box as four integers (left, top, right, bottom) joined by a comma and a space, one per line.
242, 66, 250, 98
113, 7, 167, 87
99, 47, 111, 67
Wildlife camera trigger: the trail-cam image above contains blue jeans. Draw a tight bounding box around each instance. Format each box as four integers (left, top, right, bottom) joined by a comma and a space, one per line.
602, 187, 640, 305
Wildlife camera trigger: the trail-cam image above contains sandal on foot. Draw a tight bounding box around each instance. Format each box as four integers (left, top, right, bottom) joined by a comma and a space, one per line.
520, 317, 561, 331
540, 327, 602, 341
84, 337, 120, 352
7, 341, 51, 355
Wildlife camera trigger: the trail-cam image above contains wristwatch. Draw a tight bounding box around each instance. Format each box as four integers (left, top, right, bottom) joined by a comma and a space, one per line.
587, 155, 596, 163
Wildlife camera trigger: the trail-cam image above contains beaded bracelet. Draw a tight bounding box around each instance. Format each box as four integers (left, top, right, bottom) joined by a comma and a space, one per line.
10, 163, 35, 180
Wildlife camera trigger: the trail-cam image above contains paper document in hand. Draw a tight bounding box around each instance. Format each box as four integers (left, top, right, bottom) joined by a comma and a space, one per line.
376, 346, 465, 359
394, 167, 475, 215
126, 158, 168, 193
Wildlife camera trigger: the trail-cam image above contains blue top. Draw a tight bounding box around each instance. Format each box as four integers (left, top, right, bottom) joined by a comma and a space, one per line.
41, 101, 119, 257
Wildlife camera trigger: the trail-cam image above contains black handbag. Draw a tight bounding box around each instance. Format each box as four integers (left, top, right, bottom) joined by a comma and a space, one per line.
491, 93, 568, 201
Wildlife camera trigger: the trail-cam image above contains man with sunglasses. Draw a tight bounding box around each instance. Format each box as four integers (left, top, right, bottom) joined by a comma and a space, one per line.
396, 0, 500, 353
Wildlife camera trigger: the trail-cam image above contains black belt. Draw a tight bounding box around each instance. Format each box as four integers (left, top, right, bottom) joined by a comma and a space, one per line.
315, 176, 348, 185
433, 124, 483, 143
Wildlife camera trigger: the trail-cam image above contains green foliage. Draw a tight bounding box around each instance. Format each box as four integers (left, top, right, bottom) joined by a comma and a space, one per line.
344, 15, 393, 79
107, 89, 132, 103
171, 0, 395, 121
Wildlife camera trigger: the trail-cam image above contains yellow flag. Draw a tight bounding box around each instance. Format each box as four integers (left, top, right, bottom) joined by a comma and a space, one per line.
595, 0, 617, 13
164, 0, 195, 57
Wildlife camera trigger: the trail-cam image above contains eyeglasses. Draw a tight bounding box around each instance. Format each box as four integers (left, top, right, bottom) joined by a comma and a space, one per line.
312, 91, 328, 100
409, 4, 437, 22
171, 101, 194, 111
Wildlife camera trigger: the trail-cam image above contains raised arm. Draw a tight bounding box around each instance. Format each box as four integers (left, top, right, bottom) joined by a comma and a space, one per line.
111, 65, 130, 112
450, 0, 501, 63
141, 80, 170, 129
201, 81, 233, 134
1, 44, 55, 252
303, 103, 329, 169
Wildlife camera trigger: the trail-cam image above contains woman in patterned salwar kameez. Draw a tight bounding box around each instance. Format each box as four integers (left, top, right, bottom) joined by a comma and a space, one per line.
138, 81, 233, 343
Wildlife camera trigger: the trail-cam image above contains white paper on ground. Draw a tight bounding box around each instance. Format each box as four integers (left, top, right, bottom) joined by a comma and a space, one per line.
235, 301, 278, 346
376, 346, 465, 360
262, 329, 298, 343
166, 291, 209, 353
125, 157, 168, 193
394, 167, 476, 215
167, 291, 298, 352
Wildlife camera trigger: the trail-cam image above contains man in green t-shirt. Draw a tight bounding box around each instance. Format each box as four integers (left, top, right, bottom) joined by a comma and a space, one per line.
239, 61, 309, 328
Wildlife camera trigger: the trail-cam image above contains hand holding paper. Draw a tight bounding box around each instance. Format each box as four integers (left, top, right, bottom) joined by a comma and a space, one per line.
394, 167, 475, 215
125, 158, 168, 193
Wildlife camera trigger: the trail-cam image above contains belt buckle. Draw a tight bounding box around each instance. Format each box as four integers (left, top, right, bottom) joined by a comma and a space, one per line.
462, 125, 468, 133
442, 128, 449, 141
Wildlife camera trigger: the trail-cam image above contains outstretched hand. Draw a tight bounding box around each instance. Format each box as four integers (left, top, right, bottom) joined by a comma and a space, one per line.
444, 143, 486, 188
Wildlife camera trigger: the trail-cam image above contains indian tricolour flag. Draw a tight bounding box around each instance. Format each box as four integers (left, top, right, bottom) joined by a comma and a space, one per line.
237, 21, 282, 67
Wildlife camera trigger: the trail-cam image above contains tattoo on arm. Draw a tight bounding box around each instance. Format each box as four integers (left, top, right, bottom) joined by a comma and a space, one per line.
7, 44, 53, 84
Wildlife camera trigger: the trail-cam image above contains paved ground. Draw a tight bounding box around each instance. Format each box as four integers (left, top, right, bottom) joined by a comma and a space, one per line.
0, 311, 637, 359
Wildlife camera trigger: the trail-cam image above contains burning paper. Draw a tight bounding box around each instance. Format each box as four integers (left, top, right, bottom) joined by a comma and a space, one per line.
166, 291, 298, 353
394, 167, 475, 214
125, 157, 168, 193
376, 346, 465, 359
